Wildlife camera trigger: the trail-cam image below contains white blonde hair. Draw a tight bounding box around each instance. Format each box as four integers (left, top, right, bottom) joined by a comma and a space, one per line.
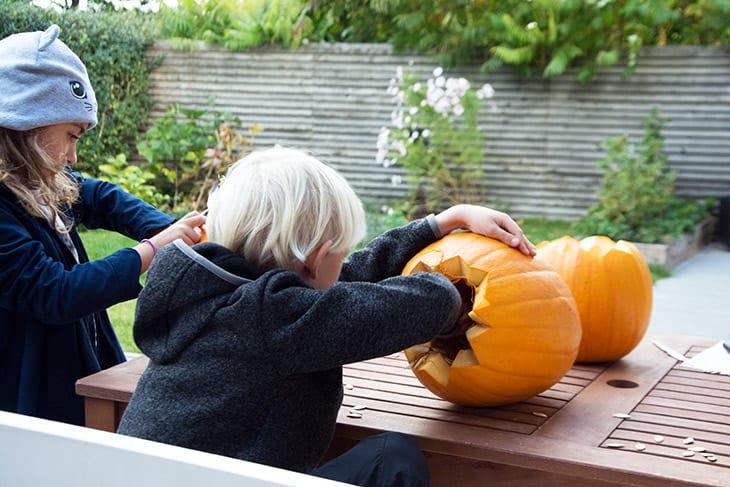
206, 147, 366, 271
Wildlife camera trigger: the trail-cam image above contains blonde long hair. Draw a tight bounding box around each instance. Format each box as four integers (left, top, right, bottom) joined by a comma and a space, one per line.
0, 127, 79, 231
206, 147, 367, 271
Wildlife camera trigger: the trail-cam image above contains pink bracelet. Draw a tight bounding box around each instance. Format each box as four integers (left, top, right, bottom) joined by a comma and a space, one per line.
140, 239, 157, 256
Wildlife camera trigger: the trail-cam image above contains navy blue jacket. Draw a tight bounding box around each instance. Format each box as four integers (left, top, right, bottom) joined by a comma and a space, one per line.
0, 171, 175, 425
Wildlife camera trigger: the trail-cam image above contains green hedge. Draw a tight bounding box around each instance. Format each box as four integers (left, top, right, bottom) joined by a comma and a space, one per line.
0, 2, 158, 175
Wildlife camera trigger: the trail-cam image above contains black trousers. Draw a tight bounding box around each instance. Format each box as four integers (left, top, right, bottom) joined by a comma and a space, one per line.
311, 432, 430, 487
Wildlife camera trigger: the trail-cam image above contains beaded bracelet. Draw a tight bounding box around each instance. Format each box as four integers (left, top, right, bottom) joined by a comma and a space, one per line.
140, 239, 157, 256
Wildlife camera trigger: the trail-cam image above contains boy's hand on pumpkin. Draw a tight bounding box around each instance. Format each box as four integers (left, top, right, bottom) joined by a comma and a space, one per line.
434, 204, 536, 256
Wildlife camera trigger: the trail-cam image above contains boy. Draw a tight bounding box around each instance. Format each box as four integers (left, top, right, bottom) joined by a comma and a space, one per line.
118, 147, 535, 485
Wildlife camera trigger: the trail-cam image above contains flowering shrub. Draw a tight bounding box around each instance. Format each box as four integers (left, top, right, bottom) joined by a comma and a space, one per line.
376, 66, 495, 217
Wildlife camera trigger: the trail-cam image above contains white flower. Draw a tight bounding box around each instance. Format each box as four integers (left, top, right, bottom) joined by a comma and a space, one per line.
376, 127, 390, 149
422, 129, 431, 138
453, 104, 464, 116
391, 175, 403, 185
527, 21, 538, 30
446, 77, 470, 98
434, 96, 452, 115
433, 67, 443, 77
426, 81, 449, 113
391, 109, 404, 129
387, 78, 397, 91
477, 83, 495, 99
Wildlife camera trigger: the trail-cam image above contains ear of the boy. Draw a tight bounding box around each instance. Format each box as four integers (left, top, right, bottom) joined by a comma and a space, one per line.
303, 240, 334, 280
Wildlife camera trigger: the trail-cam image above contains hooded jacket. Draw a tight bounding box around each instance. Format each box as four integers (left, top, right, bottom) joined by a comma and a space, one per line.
0, 171, 175, 425
117, 217, 461, 473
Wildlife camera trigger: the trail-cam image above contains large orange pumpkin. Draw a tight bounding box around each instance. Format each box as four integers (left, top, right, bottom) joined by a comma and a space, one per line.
535, 235, 653, 363
401, 232, 582, 407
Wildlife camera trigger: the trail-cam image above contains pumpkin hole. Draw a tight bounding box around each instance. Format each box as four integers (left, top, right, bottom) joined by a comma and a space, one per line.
606, 379, 639, 389
429, 279, 475, 363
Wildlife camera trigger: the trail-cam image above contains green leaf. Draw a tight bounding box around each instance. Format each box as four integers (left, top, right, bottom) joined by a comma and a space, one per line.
491, 45, 536, 65
595, 49, 619, 66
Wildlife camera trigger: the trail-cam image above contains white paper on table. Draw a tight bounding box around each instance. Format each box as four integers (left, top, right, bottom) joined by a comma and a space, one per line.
681, 341, 730, 376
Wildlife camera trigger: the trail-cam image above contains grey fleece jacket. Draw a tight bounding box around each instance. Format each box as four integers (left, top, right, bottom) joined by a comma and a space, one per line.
117, 217, 461, 473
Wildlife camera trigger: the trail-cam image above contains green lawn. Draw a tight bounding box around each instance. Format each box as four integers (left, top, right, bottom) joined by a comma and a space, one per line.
80, 216, 663, 353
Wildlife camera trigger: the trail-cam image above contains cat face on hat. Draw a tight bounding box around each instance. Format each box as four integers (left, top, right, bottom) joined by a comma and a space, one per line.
0, 24, 98, 131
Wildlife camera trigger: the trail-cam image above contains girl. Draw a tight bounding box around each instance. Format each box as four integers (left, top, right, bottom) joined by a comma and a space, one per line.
0, 25, 205, 425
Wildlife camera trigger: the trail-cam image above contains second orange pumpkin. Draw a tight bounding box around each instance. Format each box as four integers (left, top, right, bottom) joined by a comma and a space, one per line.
536, 235, 653, 363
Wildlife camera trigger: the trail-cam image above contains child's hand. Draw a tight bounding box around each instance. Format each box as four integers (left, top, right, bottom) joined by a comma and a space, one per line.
154, 211, 207, 247
134, 211, 207, 274
433, 204, 536, 256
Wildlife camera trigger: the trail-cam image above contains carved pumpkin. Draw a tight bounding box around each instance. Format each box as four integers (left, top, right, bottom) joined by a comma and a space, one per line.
535, 235, 653, 363
401, 232, 582, 407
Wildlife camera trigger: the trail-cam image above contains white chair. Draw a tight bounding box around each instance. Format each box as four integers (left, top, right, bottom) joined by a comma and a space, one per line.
0, 411, 351, 487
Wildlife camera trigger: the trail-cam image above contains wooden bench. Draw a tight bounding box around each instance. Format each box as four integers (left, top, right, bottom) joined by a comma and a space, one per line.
76, 334, 730, 486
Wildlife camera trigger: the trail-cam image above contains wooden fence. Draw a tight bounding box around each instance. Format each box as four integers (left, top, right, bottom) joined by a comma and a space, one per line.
146, 41, 730, 220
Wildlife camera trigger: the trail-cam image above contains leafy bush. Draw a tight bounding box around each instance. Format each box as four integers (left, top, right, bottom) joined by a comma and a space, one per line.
137, 99, 260, 213
190, 120, 261, 211
574, 108, 714, 243
376, 67, 495, 217
155, 0, 312, 51
153, 0, 730, 82
0, 2, 159, 174
95, 153, 170, 209
137, 101, 216, 210
317, 0, 730, 82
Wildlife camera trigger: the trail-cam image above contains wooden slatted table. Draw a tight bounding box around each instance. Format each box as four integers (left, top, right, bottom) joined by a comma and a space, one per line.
76, 335, 730, 486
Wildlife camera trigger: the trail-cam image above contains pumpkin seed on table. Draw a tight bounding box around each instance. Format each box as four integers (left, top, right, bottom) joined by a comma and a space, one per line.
653, 435, 664, 443
612, 413, 631, 419
605, 442, 625, 448
634, 443, 647, 451
702, 453, 718, 462
683, 437, 695, 445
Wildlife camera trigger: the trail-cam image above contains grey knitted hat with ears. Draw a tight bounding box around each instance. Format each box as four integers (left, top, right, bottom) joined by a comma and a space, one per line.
0, 24, 97, 131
